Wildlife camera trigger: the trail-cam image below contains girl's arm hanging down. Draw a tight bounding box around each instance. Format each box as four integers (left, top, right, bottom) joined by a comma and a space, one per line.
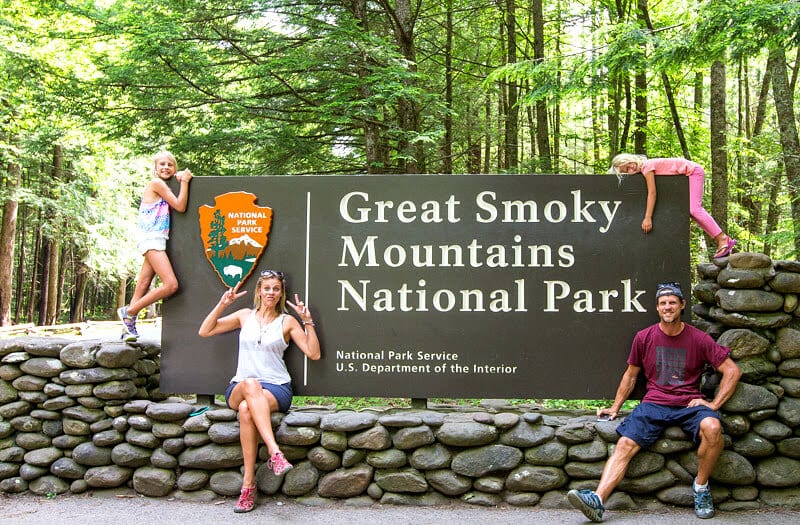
641, 171, 657, 233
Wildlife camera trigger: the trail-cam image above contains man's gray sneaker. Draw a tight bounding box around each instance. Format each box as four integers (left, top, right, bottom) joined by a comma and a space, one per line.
693, 487, 715, 519
568, 489, 604, 522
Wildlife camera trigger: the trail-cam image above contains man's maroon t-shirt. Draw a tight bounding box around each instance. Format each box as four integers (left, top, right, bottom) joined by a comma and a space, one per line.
628, 323, 730, 406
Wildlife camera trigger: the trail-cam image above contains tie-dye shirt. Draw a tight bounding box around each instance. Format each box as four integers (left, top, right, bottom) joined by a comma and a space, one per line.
137, 198, 170, 241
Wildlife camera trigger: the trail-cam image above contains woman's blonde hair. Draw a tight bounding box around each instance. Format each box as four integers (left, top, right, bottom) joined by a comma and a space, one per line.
152, 151, 178, 175
608, 153, 647, 184
253, 271, 287, 314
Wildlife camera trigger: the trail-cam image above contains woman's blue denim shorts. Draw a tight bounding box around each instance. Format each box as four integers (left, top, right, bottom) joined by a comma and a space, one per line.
224, 380, 293, 413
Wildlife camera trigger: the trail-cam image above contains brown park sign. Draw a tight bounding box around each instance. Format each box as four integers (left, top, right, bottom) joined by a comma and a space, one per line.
159, 174, 689, 399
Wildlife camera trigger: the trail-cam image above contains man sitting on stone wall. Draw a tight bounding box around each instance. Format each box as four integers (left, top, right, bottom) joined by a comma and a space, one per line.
568, 282, 742, 521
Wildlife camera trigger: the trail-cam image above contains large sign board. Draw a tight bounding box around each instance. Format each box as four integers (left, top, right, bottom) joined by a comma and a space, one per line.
160, 174, 689, 399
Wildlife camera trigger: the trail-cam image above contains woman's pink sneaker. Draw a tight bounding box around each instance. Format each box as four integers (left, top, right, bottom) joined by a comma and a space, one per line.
233, 485, 256, 513
267, 451, 293, 475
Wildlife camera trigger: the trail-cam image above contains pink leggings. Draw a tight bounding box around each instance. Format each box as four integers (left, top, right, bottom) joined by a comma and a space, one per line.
687, 166, 723, 239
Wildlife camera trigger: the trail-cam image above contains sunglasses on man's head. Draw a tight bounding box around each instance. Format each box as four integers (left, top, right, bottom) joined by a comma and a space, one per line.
657, 281, 681, 290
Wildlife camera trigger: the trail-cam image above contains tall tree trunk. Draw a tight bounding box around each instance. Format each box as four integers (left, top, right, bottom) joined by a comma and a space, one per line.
45, 239, 59, 325
634, 1, 648, 155
662, 71, 690, 158
552, 29, 561, 173
13, 203, 26, 324
589, 9, 601, 170
606, 0, 627, 157
637, 0, 689, 158
621, 73, 632, 151
735, 60, 748, 232
769, 47, 800, 254
45, 145, 64, 325
36, 163, 49, 325
634, 71, 647, 154
532, 0, 551, 171
27, 210, 41, 323
764, 172, 782, 257
380, 0, 423, 173
526, 103, 536, 161
608, 75, 622, 158
694, 72, 703, 109
483, 93, 491, 174
0, 162, 20, 326
351, 0, 386, 174
497, 88, 504, 172
466, 98, 481, 173
441, 0, 453, 174
592, 94, 601, 171
710, 60, 729, 239
743, 64, 771, 238
56, 242, 69, 324
504, 0, 518, 171
70, 262, 88, 323
37, 235, 50, 326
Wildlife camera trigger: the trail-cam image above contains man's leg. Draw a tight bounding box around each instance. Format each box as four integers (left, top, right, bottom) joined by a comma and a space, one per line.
693, 416, 723, 519
568, 436, 641, 522
696, 416, 724, 484
595, 436, 641, 501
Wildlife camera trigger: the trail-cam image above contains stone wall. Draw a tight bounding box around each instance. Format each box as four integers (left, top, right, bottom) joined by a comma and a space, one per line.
1, 252, 800, 510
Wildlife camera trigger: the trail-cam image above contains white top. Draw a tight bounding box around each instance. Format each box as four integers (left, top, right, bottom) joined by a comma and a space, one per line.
231, 312, 291, 385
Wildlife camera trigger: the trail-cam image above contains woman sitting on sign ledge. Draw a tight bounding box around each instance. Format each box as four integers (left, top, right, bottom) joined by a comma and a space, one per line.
198, 270, 321, 513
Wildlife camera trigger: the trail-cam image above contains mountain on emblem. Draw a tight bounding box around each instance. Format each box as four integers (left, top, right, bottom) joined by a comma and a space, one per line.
198, 192, 273, 288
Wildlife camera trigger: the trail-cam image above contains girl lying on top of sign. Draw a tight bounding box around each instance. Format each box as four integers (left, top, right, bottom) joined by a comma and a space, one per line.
608, 154, 736, 258
198, 270, 321, 513
118, 151, 193, 341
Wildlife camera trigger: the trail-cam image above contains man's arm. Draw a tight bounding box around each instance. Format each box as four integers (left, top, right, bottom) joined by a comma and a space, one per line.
598, 364, 641, 420
690, 357, 741, 411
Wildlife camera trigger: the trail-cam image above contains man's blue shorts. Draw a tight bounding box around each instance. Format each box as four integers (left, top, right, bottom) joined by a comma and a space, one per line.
616, 402, 720, 448
225, 381, 293, 413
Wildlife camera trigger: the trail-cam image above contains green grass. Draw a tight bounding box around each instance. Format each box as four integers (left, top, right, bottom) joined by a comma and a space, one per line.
207, 394, 639, 412
290, 396, 640, 411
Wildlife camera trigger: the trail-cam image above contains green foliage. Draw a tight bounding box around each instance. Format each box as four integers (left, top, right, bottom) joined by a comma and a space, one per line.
693, 0, 800, 61
2, 0, 799, 322
47, 0, 440, 176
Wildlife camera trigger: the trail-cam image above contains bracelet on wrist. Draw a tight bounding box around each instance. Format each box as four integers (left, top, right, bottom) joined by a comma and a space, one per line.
303, 320, 315, 326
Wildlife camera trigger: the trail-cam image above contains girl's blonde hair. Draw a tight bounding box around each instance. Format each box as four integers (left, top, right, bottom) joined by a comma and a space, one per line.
608, 153, 647, 184
253, 271, 287, 314
152, 151, 178, 175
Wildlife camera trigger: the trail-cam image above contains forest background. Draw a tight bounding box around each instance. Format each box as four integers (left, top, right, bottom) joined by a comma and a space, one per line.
0, 0, 799, 329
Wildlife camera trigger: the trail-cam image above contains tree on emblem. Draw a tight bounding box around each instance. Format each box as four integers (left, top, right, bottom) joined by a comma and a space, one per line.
208, 209, 228, 257
198, 192, 272, 289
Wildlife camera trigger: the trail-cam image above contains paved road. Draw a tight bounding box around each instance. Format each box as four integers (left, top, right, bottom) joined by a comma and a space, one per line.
3, 490, 799, 525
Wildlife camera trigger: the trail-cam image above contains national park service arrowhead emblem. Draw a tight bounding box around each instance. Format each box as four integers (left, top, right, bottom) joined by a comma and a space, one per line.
198, 192, 273, 288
